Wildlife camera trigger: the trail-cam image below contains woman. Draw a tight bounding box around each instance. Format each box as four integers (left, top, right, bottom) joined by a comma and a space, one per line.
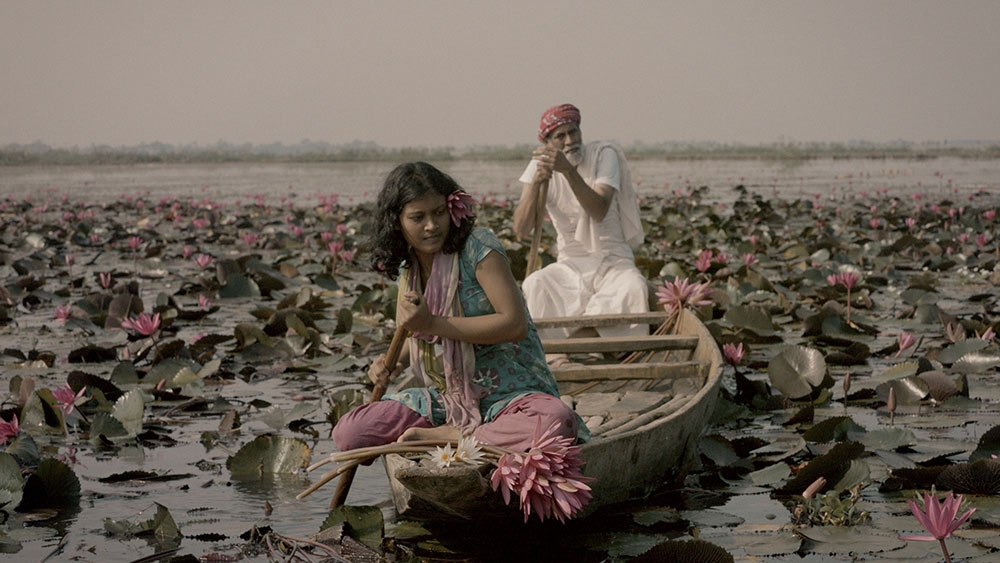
332, 162, 584, 453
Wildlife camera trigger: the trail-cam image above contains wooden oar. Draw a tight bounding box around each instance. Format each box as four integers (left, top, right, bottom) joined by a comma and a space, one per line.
525, 180, 549, 276
329, 326, 409, 508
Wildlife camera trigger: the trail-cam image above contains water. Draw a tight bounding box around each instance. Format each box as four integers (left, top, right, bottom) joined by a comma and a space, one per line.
3, 156, 999, 206
2, 156, 999, 562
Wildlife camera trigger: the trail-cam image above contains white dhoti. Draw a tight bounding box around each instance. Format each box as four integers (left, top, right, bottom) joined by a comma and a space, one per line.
523, 255, 649, 340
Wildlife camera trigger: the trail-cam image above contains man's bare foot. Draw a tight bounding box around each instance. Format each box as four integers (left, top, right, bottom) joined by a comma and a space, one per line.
546, 354, 570, 368
569, 327, 599, 339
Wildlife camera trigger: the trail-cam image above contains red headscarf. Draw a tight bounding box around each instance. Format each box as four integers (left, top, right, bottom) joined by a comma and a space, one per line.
538, 103, 581, 142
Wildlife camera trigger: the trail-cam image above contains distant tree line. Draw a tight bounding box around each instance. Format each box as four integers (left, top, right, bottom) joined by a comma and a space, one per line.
1, 139, 998, 165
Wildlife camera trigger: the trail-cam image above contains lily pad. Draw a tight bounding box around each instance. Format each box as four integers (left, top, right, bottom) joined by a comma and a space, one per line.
320, 505, 384, 552
111, 389, 145, 437
937, 339, 989, 365
768, 345, 828, 400
633, 538, 735, 562
749, 462, 791, 486
860, 427, 918, 450
226, 435, 311, 475
0, 452, 24, 513
17, 457, 80, 510
969, 425, 1000, 462
218, 274, 261, 298
725, 305, 776, 337
795, 526, 904, 554
103, 502, 181, 548
876, 378, 929, 406
951, 353, 1000, 374
802, 416, 866, 443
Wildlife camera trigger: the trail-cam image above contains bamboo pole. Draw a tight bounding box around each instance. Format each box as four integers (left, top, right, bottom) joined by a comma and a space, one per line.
525, 180, 549, 277
328, 326, 408, 508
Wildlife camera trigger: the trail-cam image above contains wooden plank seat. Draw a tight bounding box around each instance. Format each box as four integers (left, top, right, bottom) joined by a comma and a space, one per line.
551, 361, 709, 382
541, 334, 698, 354
533, 311, 673, 330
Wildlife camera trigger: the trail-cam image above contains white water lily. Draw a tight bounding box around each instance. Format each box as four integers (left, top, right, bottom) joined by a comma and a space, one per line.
430, 444, 455, 468
454, 436, 484, 466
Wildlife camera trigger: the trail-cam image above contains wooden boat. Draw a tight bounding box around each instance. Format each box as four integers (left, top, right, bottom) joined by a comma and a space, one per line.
382, 308, 723, 522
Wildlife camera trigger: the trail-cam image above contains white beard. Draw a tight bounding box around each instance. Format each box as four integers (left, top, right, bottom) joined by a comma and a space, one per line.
563, 143, 584, 167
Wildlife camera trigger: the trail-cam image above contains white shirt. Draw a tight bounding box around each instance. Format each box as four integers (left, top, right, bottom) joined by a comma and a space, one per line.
519, 143, 634, 260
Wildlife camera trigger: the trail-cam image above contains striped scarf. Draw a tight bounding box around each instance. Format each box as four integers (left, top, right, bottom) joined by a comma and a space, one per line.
399, 251, 484, 434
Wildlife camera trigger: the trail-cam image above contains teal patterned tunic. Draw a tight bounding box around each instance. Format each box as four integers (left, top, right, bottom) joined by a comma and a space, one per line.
383, 227, 560, 425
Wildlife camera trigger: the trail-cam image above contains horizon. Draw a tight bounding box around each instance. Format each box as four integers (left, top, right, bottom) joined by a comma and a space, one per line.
5, 137, 998, 153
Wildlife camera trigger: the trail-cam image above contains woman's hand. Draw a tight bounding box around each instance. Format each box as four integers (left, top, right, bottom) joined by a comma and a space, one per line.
397, 291, 432, 334
367, 352, 404, 387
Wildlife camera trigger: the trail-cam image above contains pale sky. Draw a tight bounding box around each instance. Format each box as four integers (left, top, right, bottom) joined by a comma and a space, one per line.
2, 1, 998, 149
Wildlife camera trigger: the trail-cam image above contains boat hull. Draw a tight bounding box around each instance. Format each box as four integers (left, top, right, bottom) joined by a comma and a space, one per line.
383, 309, 723, 522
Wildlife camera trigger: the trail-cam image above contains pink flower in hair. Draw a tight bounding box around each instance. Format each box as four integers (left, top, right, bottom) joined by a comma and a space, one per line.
446, 191, 476, 226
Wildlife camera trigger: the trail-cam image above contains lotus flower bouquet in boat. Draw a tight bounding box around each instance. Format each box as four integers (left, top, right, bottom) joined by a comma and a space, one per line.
300, 427, 594, 524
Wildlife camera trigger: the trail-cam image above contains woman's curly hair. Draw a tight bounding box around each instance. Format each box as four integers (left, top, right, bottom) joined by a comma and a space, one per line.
368, 162, 476, 280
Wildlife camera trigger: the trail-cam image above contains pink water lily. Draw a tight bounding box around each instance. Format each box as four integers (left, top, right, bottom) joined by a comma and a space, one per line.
446, 190, 475, 226
836, 272, 859, 289
722, 342, 745, 366
899, 490, 976, 563
0, 414, 20, 444
53, 383, 87, 416
490, 421, 594, 523
829, 271, 861, 323
121, 312, 161, 336
695, 249, 714, 272
896, 331, 917, 357
656, 277, 713, 313
54, 303, 73, 324
193, 253, 215, 269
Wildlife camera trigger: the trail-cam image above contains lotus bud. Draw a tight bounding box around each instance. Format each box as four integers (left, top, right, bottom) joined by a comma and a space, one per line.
802, 477, 827, 500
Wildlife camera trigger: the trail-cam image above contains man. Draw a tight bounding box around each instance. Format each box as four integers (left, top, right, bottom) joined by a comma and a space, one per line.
512, 103, 648, 351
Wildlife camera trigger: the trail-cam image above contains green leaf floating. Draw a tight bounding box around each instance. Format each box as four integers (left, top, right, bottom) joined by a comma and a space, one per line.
937, 338, 988, 365
103, 502, 181, 547
17, 457, 81, 510
218, 273, 261, 298
321, 505, 385, 552
111, 389, 145, 437
0, 453, 25, 513
227, 435, 311, 475
768, 345, 827, 400
724, 304, 775, 336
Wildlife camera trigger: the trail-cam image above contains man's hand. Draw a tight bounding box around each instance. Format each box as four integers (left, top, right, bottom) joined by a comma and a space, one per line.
533, 146, 574, 177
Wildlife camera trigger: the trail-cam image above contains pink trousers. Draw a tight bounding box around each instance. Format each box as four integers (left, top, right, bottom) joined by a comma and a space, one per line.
332, 393, 579, 453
